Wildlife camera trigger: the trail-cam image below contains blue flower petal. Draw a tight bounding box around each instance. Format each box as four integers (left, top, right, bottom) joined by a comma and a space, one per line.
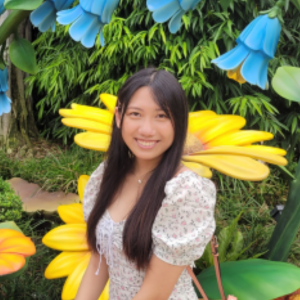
168, 8, 185, 34
237, 15, 263, 44
69, 11, 101, 45
241, 51, 269, 89
0, 92, 11, 116
0, 68, 8, 92
80, 0, 104, 16
212, 43, 250, 70
57, 5, 83, 25
30, 1, 56, 29
263, 17, 281, 58
81, 21, 103, 48
147, 0, 176, 11
39, 9, 57, 32
152, 1, 181, 23
243, 14, 269, 51
54, 0, 76, 10
80, 0, 93, 12
102, 0, 119, 23
179, 0, 201, 11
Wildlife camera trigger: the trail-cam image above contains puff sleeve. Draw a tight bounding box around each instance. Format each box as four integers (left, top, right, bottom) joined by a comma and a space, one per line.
152, 171, 216, 266
83, 161, 106, 222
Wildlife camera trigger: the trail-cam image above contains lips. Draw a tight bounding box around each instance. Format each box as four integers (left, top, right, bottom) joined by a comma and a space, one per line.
135, 138, 159, 149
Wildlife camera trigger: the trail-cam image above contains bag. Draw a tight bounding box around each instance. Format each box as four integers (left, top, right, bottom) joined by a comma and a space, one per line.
187, 236, 238, 300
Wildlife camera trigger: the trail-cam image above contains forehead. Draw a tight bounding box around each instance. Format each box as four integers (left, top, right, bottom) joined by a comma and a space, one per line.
127, 86, 163, 111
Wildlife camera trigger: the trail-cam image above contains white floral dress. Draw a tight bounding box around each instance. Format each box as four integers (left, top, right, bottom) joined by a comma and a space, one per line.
83, 161, 216, 300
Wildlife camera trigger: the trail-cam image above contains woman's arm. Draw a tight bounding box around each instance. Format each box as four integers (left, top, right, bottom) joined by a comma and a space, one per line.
75, 251, 109, 300
132, 254, 186, 300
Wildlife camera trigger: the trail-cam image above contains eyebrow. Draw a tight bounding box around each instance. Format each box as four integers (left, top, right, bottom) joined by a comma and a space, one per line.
127, 106, 164, 111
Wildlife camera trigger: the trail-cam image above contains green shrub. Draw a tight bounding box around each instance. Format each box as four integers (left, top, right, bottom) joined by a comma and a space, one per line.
26, 0, 300, 161
0, 177, 23, 222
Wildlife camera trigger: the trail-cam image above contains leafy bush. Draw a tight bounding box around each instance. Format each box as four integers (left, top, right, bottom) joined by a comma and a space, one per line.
26, 0, 300, 161
0, 177, 22, 222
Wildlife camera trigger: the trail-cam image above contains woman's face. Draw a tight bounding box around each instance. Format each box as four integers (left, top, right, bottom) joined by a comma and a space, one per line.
115, 86, 175, 163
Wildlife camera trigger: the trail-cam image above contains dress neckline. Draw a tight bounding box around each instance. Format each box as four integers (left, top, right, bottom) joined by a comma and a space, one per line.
105, 170, 195, 225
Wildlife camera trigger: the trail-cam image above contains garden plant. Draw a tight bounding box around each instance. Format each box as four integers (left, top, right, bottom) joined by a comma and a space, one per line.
0, 0, 300, 299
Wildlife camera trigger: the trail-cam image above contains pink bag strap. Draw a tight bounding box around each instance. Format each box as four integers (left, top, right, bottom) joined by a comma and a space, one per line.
187, 236, 237, 300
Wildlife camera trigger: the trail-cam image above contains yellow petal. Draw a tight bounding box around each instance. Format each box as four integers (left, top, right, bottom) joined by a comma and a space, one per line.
98, 281, 110, 300
45, 251, 89, 279
59, 108, 113, 126
74, 132, 111, 152
100, 93, 118, 113
58, 204, 85, 224
188, 115, 220, 134
197, 116, 246, 144
71, 103, 112, 118
42, 224, 88, 251
192, 146, 287, 166
0, 229, 24, 244
207, 130, 274, 148
0, 237, 36, 257
188, 111, 217, 127
62, 252, 91, 300
183, 154, 270, 181
78, 175, 90, 203
244, 145, 287, 156
62, 118, 112, 135
181, 161, 212, 178
0, 253, 25, 276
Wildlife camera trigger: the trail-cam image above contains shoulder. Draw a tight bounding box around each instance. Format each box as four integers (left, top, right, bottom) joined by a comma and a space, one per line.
82, 160, 107, 222
164, 170, 216, 207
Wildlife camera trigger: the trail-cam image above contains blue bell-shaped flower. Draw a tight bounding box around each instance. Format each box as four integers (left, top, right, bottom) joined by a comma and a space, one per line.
56, 0, 119, 48
147, 0, 202, 34
212, 14, 281, 90
0, 0, 6, 15
30, 0, 75, 32
0, 68, 11, 116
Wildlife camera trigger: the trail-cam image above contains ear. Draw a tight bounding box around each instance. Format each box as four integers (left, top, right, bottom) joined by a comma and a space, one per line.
115, 107, 121, 128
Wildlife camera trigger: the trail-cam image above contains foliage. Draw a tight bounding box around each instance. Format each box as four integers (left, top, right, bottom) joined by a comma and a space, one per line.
0, 177, 22, 222
196, 258, 300, 300
195, 212, 266, 270
25, 0, 300, 162
0, 146, 103, 193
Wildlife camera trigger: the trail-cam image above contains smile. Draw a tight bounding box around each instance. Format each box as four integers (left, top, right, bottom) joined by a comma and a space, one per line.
135, 139, 159, 149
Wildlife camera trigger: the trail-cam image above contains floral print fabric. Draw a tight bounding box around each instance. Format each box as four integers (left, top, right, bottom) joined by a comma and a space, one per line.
83, 161, 216, 300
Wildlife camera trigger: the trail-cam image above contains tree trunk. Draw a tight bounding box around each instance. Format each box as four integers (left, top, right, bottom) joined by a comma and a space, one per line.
0, 11, 39, 153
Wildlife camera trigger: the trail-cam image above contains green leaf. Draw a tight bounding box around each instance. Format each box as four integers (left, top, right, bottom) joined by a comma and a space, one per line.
272, 66, 300, 103
9, 37, 38, 74
196, 259, 300, 300
0, 221, 30, 282
219, 0, 232, 11
218, 211, 243, 261
4, 0, 43, 10
267, 158, 300, 261
290, 0, 300, 11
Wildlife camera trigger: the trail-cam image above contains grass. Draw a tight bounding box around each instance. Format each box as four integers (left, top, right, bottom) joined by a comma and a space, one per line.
0, 143, 104, 193
0, 143, 299, 299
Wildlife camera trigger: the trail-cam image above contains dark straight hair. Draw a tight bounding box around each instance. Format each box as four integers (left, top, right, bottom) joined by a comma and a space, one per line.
87, 67, 189, 270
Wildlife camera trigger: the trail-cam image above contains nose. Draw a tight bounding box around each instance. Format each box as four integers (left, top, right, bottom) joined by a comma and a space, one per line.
138, 117, 156, 136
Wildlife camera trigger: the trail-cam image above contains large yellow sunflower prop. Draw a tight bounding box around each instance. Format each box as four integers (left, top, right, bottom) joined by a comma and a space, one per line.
59, 93, 287, 181
42, 176, 109, 300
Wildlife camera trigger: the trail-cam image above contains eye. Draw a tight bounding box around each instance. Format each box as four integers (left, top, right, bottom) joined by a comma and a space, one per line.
129, 112, 140, 117
157, 114, 168, 119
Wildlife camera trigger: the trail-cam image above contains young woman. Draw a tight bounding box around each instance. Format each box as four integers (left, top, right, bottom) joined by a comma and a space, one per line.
75, 68, 216, 300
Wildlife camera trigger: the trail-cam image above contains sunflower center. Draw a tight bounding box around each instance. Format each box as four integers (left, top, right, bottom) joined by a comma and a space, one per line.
183, 132, 204, 155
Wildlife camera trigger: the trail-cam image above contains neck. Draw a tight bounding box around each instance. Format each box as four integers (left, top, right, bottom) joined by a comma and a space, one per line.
133, 156, 162, 177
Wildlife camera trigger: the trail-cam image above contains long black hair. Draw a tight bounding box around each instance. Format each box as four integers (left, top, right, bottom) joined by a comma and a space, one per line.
87, 67, 189, 270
